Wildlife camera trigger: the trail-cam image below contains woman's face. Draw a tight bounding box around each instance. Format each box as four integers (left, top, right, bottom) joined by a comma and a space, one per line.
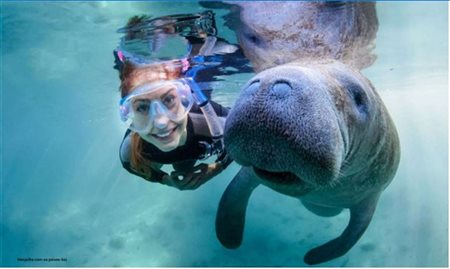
140, 109, 188, 152
128, 72, 189, 152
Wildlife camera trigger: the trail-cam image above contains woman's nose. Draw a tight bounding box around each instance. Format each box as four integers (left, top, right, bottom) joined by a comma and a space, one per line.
153, 114, 170, 129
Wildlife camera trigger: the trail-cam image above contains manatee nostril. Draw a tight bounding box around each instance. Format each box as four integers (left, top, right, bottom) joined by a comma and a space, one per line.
270, 81, 293, 97
243, 80, 260, 95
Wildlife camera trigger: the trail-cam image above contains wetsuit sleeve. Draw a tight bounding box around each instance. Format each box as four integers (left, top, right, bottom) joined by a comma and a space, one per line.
119, 129, 167, 183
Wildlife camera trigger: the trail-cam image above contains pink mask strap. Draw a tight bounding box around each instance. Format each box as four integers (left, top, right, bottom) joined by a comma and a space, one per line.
181, 58, 190, 72
117, 50, 125, 62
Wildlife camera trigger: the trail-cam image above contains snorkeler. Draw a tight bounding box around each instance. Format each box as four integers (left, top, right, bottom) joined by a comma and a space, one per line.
115, 11, 249, 190
117, 60, 231, 190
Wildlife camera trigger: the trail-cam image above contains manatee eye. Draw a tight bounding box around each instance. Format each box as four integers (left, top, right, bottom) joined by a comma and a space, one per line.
244, 32, 263, 47
352, 89, 363, 107
324, 1, 346, 8
346, 82, 369, 117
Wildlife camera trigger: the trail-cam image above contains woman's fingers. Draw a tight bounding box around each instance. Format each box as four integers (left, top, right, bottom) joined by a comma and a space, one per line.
183, 174, 209, 190
179, 172, 205, 190
163, 162, 223, 190
162, 175, 180, 188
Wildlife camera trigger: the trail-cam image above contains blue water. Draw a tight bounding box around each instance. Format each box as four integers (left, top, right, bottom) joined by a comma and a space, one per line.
1, 1, 448, 267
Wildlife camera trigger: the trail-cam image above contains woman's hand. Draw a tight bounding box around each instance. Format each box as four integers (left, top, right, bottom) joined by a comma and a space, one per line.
161, 162, 224, 190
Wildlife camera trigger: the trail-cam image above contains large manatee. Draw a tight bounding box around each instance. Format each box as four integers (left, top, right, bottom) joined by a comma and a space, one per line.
201, 1, 400, 265
219, 60, 400, 265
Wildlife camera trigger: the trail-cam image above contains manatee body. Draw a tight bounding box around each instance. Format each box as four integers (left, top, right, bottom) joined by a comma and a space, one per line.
216, 1, 379, 72
204, 1, 400, 264
217, 60, 400, 264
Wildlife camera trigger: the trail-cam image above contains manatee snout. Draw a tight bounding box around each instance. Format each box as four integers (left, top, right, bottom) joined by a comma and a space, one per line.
224, 64, 345, 186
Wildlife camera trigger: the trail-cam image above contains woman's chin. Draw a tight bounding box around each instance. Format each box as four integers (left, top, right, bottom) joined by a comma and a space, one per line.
144, 135, 179, 152
156, 141, 179, 152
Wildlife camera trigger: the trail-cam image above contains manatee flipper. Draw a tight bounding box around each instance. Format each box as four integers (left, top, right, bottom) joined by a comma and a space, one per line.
216, 167, 260, 248
303, 194, 380, 265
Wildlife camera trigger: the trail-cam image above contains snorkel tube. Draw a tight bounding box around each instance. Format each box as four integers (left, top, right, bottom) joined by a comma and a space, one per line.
185, 62, 225, 159
187, 78, 223, 139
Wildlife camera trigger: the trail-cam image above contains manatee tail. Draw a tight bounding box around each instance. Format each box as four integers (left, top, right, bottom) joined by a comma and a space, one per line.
303, 194, 380, 265
216, 167, 260, 248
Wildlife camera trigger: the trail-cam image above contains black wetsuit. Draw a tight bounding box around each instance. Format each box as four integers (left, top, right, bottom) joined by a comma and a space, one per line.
119, 101, 229, 183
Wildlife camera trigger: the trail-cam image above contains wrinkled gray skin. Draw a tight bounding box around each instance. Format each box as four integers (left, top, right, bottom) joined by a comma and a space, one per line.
200, 1, 401, 265
214, 1, 379, 72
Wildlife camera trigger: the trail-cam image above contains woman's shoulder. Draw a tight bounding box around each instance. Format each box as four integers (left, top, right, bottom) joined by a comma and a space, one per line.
209, 100, 230, 117
190, 99, 230, 118
188, 112, 211, 138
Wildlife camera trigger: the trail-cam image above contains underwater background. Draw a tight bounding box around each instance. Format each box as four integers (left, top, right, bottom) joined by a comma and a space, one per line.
1, 1, 448, 267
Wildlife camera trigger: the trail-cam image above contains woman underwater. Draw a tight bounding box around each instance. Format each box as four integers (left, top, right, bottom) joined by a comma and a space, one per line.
115, 11, 249, 190
117, 59, 231, 190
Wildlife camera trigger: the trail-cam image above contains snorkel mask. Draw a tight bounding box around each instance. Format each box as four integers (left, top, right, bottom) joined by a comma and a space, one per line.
119, 79, 194, 133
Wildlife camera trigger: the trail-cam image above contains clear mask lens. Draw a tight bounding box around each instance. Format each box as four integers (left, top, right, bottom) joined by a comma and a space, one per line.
119, 80, 193, 132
